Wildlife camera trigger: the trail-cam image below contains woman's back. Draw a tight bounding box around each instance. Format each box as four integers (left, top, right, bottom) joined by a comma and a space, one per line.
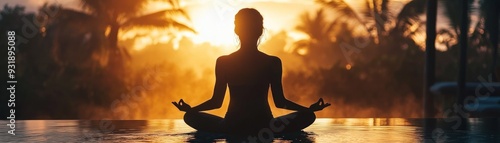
219, 51, 277, 131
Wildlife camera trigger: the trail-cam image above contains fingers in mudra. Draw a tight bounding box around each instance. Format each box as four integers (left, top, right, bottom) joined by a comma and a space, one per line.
310, 98, 331, 111
172, 99, 192, 112
319, 98, 331, 107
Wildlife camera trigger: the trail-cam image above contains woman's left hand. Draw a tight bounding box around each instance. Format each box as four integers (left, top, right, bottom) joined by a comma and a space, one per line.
172, 99, 192, 112
309, 98, 331, 111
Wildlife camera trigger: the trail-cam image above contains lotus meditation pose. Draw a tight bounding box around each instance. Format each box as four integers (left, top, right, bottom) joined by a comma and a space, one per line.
172, 8, 330, 135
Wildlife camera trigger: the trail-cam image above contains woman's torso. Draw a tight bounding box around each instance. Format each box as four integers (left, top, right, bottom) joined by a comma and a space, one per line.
220, 51, 275, 131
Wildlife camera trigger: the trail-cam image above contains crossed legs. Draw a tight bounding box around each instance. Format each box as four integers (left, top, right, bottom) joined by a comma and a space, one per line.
184, 111, 225, 133
183, 111, 315, 134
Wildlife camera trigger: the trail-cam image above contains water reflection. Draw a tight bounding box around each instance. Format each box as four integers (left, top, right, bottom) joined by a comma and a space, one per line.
328, 118, 414, 126
185, 131, 315, 143
0, 118, 499, 142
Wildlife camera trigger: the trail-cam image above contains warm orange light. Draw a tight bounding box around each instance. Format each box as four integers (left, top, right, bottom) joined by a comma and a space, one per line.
346, 64, 352, 70
297, 48, 308, 55
188, 5, 239, 47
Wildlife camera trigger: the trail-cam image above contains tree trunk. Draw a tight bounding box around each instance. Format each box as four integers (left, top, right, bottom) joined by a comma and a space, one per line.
109, 24, 119, 50
372, 0, 384, 44
107, 23, 125, 73
381, 0, 389, 22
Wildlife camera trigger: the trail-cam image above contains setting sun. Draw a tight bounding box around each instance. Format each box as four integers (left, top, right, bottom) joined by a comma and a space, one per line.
188, 3, 239, 46
120, 0, 317, 51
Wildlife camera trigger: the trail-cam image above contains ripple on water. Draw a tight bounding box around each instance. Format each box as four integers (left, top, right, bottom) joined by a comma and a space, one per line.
0, 118, 499, 142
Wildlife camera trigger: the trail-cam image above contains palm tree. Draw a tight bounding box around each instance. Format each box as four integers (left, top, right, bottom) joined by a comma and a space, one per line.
439, 0, 498, 81
288, 0, 431, 76
54, 0, 195, 69
31, 1, 196, 115
314, 0, 422, 45
317, 0, 427, 47
308, 0, 429, 97
293, 8, 342, 69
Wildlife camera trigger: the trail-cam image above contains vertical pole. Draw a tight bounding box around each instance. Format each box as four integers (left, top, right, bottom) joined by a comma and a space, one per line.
458, 0, 469, 112
457, 0, 469, 130
424, 0, 437, 119
424, 0, 437, 141
490, 1, 499, 81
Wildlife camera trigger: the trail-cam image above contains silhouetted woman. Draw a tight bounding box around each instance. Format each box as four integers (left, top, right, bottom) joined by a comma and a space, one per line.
173, 8, 330, 135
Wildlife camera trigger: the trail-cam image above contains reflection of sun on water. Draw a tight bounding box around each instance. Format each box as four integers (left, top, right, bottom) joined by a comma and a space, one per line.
329, 118, 411, 126
25, 120, 48, 141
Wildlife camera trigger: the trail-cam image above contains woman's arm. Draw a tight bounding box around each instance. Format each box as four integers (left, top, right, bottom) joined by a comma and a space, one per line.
190, 57, 227, 112
270, 57, 309, 111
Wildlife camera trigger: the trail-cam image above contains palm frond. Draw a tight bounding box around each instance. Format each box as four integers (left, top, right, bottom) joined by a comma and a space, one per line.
80, 0, 147, 18
296, 11, 314, 38
323, 20, 336, 36
380, 0, 390, 22
361, 0, 373, 19
56, 8, 96, 22
316, 0, 374, 39
394, 0, 426, 30
295, 8, 333, 41
123, 9, 191, 25
295, 12, 311, 31
122, 11, 195, 33
480, 0, 499, 41
80, 0, 104, 15
316, 0, 365, 25
165, 8, 191, 21
293, 39, 312, 50
166, 0, 180, 8
440, 0, 474, 32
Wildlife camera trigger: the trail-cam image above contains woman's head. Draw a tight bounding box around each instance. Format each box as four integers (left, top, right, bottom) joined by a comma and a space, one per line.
234, 8, 263, 43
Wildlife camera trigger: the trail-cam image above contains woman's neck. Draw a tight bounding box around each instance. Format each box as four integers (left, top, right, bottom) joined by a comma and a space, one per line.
239, 40, 259, 52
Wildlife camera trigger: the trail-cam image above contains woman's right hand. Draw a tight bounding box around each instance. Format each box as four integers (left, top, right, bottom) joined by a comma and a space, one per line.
309, 98, 331, 111
172, 99, 192, 112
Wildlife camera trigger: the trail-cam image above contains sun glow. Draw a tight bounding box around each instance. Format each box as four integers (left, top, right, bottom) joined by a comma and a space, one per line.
125, 1, 244, 51
187, 3, 241, 47
120, 1, 317, 52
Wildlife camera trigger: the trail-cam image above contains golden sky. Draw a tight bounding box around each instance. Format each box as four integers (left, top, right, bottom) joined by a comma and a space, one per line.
184, 1, 318, 46
0, 0, 318, 49
131, 0, 320, 50
0, 0, 464, 51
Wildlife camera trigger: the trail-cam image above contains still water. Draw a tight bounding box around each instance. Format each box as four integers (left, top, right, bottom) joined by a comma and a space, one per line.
1, 118, 499, 142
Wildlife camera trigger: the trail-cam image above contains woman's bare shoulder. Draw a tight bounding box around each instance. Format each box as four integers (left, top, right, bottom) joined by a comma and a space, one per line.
266, 55, 281, 64
216, 55, 229, 62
